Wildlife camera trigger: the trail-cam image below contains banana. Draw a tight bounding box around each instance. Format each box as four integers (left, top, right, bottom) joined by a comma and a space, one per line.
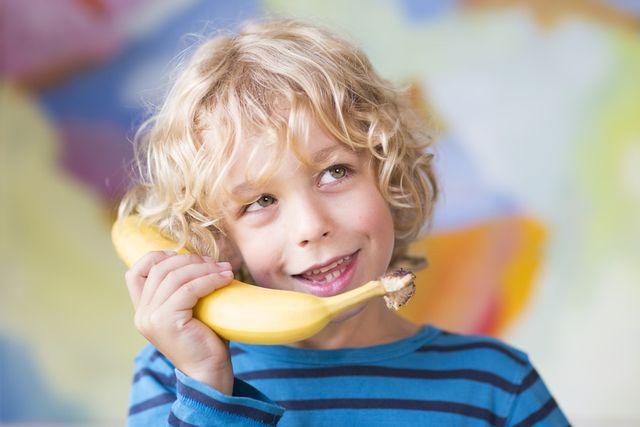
112, 215, 415, 344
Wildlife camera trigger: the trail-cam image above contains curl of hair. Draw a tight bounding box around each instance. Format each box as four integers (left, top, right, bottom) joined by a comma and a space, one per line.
118, 18, 439, 274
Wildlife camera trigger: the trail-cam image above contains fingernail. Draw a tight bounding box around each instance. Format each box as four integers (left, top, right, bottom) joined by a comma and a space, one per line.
220, 270, 233, 277
218, 262, 232, 270
164, 250, 176, 256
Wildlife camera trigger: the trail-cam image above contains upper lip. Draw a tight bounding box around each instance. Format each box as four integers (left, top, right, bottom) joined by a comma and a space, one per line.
293, 251, 357, 276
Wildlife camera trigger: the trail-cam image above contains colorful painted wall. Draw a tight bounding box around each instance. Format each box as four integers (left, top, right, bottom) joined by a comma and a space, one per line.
1, 0, 639, 424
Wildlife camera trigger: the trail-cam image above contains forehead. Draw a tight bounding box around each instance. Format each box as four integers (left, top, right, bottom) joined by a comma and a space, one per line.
231, 123, 353, 171
227, 120, 352, 186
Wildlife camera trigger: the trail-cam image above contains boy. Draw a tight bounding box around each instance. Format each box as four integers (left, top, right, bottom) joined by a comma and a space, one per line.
121, 18, 569, 426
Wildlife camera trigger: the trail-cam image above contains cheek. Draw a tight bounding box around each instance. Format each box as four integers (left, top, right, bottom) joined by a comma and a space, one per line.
350, 186, 395, 250
230, 226, 283, 286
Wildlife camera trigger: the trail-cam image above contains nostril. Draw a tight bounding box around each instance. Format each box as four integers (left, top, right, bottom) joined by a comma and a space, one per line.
298, 230, 330, 247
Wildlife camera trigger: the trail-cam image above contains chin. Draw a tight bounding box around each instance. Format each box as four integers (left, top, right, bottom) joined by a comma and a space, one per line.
330, 302, 368, 323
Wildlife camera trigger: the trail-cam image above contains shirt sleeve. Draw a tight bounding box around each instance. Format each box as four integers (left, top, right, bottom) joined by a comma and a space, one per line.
505, 362, 571, 427
127, 345, 285, 426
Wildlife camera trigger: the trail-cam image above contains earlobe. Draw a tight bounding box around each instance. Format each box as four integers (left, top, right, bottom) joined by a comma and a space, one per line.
217, 237, 244, 270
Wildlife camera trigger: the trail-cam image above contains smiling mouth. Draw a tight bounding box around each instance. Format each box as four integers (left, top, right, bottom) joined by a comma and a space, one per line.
293, 253, 356, 284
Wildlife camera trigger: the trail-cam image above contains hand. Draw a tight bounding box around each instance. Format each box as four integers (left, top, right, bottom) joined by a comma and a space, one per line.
125, 251, 235, 394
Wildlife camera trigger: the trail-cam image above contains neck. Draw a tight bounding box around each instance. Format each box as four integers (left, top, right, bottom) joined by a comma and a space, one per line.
289, 298, 420, 350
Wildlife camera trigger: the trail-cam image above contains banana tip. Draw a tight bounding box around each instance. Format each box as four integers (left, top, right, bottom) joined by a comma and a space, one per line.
380, 268, 416, 310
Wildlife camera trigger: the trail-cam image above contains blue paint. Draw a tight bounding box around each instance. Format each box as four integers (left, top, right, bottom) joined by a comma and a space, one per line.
0, 336, 86, 422
37, 0, 261, 130
398, 0, 461, 24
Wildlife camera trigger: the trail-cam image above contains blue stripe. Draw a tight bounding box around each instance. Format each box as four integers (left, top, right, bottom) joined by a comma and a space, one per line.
416, 342, 527, 366
512, 397, 560, 427
277, 398, 506, 426
237, 365, 519, 393
178, 380, 280, 424
129, 392, 175, 415
168, 412, 199, 427
133, 367, 177, 389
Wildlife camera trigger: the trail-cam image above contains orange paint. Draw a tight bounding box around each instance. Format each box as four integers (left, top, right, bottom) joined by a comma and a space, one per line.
399, 216, 546, 336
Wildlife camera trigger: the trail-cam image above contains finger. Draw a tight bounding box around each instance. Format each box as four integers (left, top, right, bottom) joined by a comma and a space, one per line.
128, 250, 176, 280
125, 270, 145, 309
139, 253, 209, 307
125, 251, 174, 308
163, 270, 234, 313
150, 261, 232, 307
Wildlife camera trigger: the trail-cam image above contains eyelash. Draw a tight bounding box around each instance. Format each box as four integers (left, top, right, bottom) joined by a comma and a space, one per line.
240, 163, 354, 214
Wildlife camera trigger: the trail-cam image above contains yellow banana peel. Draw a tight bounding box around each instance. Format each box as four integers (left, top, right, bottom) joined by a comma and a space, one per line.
112, 215, 415, 344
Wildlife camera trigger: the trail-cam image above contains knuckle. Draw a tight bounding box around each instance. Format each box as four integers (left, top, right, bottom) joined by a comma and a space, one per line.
147, 262, 161, 275
207, 262, 226, 273
148, 311, 165, 329
124, 269, 136, 283
182, 254, 204, 263
164, 270, 180, 283
146, 264, 165, 282
181, 281, 198, 296
133, 313, 148, 333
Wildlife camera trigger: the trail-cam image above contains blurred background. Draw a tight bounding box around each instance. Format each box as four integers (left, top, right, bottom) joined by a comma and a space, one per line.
1, 0, 639, 425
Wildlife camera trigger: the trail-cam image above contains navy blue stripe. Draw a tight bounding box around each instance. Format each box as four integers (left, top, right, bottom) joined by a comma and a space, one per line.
237, 365, 519, 393
417, 342, 527, 366
230, 346, 246, 356
168, 412, 198, 427
129, 392, 175, 415
277, 398, 506, 426
133, 367, 177, 389
178, 380, 280, 425
519, 369, 540, 393
150, 349, 165, 362
513, 397, 559, 427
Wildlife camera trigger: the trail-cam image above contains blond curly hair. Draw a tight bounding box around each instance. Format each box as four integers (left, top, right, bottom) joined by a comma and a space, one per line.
119, 18, 438, 276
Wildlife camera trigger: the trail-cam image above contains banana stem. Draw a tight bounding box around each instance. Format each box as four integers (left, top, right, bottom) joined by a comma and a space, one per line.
322, 281, 386, 316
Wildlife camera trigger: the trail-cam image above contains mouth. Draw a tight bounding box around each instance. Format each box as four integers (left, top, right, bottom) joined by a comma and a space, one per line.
292, 250, 359, 297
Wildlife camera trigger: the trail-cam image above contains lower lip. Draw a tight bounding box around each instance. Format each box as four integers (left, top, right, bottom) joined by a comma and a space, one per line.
294, 251, 359, 297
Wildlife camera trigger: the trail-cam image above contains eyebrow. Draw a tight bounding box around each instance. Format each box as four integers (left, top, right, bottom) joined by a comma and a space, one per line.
311, 145, 341, 163
230, 181, 258, 198
230, 144, 356, 195
305, 144, 357, 167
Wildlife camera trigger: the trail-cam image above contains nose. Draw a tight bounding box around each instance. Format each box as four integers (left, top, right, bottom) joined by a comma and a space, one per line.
288, 193, 333, 248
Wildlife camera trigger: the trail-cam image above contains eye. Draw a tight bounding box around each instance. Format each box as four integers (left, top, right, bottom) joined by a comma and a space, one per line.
319, 164, 352, 185
245, 194, 277, 213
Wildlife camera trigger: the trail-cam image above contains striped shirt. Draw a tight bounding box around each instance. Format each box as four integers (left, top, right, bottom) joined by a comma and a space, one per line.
128, 325, 569, 426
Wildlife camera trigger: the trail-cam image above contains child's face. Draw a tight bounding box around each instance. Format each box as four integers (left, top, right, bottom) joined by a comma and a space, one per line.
220, 121, 395, 297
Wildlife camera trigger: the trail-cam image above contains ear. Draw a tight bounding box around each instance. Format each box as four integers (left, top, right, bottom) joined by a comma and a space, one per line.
217, 236, 244, 271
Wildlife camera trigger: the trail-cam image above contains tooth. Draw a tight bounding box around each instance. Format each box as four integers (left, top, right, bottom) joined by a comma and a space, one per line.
331, 270, 341, 280
325, 262, 338, 273
305, 255, 352, 277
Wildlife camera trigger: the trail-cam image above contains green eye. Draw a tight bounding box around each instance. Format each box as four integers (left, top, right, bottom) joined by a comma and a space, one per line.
257, 195, 275, 207
329, 166, 346, 179
245, 194, 276, 213
319, 164, 351, 185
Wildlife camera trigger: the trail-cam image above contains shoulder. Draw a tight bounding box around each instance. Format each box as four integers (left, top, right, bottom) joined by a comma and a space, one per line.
420, 328, 534, 392
419, 329, 569, 425
426, 328, 530, 367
